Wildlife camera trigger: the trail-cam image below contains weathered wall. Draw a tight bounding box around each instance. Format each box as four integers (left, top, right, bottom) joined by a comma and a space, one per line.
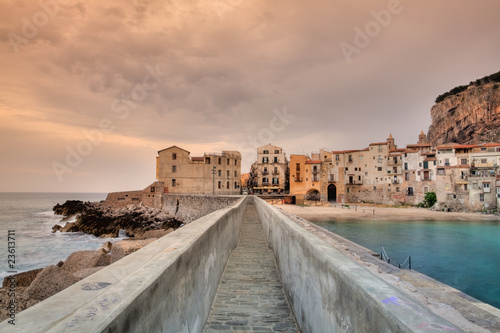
0, 197, 247, 333
162, 194, 241, 222
104, 181, 164, 209
253, 196, 461, 333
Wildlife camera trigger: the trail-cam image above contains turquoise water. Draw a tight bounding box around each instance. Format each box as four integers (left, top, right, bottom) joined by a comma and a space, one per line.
313, 219, 500, 309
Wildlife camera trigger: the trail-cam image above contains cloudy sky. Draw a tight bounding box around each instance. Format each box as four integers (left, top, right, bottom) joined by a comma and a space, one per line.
0, 0, 499, 193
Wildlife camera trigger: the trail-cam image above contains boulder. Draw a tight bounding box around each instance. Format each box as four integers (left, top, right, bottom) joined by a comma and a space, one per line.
73, 267, 104, 280
2, 268, 43, 288
61, 250, 109, 273
110, 238, 157, 263
100, 241, 113, 253
23, 265, 78, 301
52, 224, 62, 233
141, 229, 173, 239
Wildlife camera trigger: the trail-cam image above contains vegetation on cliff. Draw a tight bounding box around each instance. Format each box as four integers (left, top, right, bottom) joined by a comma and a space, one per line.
435, 70, 500, 103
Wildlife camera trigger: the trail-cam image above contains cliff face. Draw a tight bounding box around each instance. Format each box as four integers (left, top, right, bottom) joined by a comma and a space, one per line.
427, 83, 500, 146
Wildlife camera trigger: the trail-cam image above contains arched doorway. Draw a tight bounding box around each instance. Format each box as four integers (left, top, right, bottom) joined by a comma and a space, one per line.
328, 184, 337, 202
305, 189, 320, 201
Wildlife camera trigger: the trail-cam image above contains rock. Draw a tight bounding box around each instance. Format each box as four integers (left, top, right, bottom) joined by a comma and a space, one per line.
100, 241, 113, 253
140, 229, 173, 239
56, 260, 64, 267
61, 250, 109, 273
110, 238, 157, 263
427, 81, 500, 146
2, 268, 43, 288
62, 222, 76, 232
23, 265, 78, 301
53, 200, 88, 217
73, 267, 105, 280
52, 224, 62, 232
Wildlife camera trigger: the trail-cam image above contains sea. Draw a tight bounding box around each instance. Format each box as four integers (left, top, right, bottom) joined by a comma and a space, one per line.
314, 218, 500, 310
0, 192, 126, 283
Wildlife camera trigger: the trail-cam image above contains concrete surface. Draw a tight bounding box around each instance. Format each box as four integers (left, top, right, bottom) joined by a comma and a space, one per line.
204, 203, 298, 332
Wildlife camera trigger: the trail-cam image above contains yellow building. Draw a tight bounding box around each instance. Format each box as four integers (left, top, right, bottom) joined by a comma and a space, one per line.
156, 146, 241, 195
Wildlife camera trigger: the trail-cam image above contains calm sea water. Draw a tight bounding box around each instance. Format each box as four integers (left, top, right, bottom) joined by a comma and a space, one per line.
0, 192, 125, 283
314, 219, 500, 309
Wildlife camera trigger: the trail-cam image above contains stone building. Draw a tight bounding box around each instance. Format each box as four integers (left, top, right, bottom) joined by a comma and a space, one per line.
251, 144, 288, 194
156, 146, 242, 195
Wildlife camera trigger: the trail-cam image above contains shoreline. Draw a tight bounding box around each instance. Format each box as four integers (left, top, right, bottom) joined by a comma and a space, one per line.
277, 203, 500, 222
276, 204, 500, 332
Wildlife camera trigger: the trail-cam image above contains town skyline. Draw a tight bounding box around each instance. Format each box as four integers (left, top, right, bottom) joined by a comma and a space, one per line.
1, 0, 499, 192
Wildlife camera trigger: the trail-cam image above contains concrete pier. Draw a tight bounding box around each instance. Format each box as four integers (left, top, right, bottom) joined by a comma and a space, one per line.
204, 204, 298, 332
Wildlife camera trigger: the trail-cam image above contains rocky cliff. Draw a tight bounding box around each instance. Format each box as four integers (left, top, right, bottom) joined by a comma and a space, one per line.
427, 82, 500, 146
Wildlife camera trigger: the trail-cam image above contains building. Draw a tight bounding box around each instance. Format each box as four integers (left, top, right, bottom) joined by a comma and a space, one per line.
251, 144, 288, 194
156, 146, 241, 195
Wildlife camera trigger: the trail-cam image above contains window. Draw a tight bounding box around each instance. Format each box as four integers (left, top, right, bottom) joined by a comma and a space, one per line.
234, 182, 238, 189
461, 158, 468, 165
150, 186, 155, 193
234, 171, 237, 177
172, 153, 177, 160
355, 167, 358, 171
262, 178, 269, 184
272, 178, 279, 184
419, 162, 422, 167
205, 157, 211, 164
348, 155, 353, 162
444, 158, 450, 166
359, 155, 363, 160
274, 156, 278, 163
405, 172, 410, 181
484, 183, 491, 193
172, 165, 176, 172
218, 181, 221, 189
408, 187, 414, 196
377, 167, 382, 172
378, 146, 383, 152
296, 163, 300, 171
117, 198, 125, 201
263, 150, 269, 154
464, 184, 468, 191
218, 170, 221, 177
481, 147, 486, 151
235, 159, 238, 166
373, 186, 377, 190
172, 179, 176, 187
424, 186, 429, 193
227, 181, 230, 189
227, 170, 230, 178
218, 158, 221, 165
358, 175, 361, 181
227, 159, 230, 166
335, 155, 340, 161
437, 169, 445, 175
262, 157, 269, 163
480, 193, 485, 202
481, 159, 487, 164
275, 150, 279, 154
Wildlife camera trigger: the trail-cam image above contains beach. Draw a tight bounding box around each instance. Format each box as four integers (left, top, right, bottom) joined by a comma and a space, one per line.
277, 203, 500, 222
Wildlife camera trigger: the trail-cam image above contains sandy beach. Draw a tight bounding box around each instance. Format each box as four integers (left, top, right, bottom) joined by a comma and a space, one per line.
276, 203, 500, 222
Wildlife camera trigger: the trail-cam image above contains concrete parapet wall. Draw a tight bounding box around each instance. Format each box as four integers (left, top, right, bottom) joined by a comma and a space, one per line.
0, 197, 248, 332
162, 194, 241, 222
253, 196, 462, 333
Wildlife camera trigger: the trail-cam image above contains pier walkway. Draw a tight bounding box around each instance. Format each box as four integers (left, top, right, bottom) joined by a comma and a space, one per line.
204, 203, 299, 332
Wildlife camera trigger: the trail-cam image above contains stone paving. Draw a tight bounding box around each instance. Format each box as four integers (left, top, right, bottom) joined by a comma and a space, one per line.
203, 204, 299, 333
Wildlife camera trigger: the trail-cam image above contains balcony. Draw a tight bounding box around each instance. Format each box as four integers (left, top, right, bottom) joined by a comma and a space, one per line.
272, 171, 279, 176
295, 177, 303, 182
312, 170, 319, 175
347, 181, 362, 185
312, 177, 319, 182
262, 170, 269, 175
262, 181, 270, 186
328, 175, 335, 183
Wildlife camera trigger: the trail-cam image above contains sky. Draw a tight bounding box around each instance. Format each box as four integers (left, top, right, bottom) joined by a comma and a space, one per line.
0, 0, 499, 193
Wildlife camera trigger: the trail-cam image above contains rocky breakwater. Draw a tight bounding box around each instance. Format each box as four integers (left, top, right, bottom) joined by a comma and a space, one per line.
52, 200, 183, 238
427, 71, 500, 146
